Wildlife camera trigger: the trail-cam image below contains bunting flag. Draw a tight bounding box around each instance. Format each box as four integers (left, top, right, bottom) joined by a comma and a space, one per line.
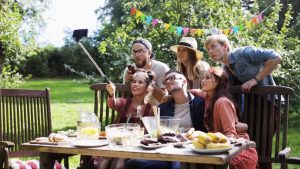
129, 4, 275, 37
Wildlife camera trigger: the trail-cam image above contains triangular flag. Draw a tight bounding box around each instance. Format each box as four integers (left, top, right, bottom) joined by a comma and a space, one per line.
164, 23, 170, 30
251, 17, 259, 25
196, 29, 203, 36
146, 16, 152, 25
169, 25, 176, 33
224, 29, 230, 36
135, 10, 142, 18
176, 26, 183, 35
211, 28, 218, 34
233, 26, 239, 34
152, 19, 158, 27
190, 29, 197, 36
130, 7, 137, 16
257, 14, 263, 21
140, 13, 146, 21
239, 25, 244, 31
246, 21, 252, 30
183, 27, 189, 36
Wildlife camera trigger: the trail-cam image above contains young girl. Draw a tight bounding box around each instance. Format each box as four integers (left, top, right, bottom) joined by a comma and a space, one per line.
107, 69, 154, 123
190, 67, 258, 169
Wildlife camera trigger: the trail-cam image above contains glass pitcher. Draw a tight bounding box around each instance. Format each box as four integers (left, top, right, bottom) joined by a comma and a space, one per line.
77, 112, 100, 140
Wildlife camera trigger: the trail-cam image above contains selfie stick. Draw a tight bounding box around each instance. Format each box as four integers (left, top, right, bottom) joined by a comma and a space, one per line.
72, 29, 111, 83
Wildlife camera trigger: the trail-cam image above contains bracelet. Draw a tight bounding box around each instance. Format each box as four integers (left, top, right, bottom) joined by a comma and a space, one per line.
253, 77, 259, 83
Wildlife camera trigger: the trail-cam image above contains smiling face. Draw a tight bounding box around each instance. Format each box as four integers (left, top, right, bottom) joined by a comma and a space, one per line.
201, 71, 218, 93
163, 72, 186, 94
176, 47, 190, 64
132, 43, 151, 68
131, 72, 148, 96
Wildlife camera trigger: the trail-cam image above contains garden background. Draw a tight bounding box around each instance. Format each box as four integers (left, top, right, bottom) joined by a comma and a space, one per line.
1, 0, 300, 168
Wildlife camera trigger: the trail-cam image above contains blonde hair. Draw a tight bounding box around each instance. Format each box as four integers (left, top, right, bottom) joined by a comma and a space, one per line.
204, 34, 231, 52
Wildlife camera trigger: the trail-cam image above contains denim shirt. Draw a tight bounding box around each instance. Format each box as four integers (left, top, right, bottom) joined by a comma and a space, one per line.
226, 46, 279, 86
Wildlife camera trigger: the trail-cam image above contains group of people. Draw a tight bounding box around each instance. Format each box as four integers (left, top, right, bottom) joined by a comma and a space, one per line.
81, 34, 282, 169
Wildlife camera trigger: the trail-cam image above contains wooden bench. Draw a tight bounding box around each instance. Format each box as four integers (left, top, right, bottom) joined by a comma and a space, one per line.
0, 88, 68, 169
230, 85, 295, 169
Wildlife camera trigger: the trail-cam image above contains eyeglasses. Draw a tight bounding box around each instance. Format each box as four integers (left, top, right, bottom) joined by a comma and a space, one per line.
162, 75, 184, 85
132, 49, 149, 56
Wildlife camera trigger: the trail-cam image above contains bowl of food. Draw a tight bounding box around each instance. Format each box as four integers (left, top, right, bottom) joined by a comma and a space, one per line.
141, 116, 180, 138
105, 123, 140, 147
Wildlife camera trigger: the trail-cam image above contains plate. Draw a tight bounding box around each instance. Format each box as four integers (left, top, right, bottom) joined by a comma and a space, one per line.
72, 140, 108, 147
140, 143, 167, 149
30, 140, 59, 145
188, 144, 232, 154
99, 136, 106, 139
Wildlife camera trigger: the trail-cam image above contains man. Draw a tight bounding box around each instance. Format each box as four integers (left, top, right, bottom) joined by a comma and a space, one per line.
123, 38, 170, 89
159, 70, 206, 131
204, 34, 281, 92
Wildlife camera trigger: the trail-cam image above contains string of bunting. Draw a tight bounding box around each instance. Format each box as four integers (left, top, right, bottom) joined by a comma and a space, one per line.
129, 1, 276, 36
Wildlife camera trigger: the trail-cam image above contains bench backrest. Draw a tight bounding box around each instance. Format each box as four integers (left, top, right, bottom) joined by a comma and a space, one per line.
230, 85, 294, 169
90, 83, 131, 130
0, 88, 52, 157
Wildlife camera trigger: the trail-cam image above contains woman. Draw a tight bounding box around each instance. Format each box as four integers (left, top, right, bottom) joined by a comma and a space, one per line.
99, 69, 155, 169
190, 67, 258, 169
107, 69, 154, 123
170, 37, 210, 89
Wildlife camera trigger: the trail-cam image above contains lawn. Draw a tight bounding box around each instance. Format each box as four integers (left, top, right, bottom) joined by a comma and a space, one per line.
19, 78, 300, 169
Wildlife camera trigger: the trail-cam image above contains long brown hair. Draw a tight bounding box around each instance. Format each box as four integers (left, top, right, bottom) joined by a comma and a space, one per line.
204, 70, 238, 131
177, 48, 199, 80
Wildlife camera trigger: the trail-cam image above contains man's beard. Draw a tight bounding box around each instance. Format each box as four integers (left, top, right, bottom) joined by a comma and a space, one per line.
168, 87, 181, 95
135, 59, 147, 68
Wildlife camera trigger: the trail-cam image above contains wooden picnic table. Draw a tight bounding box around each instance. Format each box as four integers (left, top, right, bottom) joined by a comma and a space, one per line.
22, 139, 255, 169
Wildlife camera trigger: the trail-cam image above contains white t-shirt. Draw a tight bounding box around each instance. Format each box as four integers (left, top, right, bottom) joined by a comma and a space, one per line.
174, 102, 193, 130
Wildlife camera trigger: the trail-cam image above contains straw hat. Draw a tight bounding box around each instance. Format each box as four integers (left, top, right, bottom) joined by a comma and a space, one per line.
170, 37, 203, 60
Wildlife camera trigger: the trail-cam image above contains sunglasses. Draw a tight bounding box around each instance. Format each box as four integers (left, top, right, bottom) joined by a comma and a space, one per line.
162, 75, 184, 85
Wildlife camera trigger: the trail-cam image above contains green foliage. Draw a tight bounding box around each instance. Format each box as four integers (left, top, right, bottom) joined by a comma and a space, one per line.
20, 39, 102, 79
0, 65, 31, 88
0, 0, 45, 87
0, 1, 23, 67
96, 0, 300, 111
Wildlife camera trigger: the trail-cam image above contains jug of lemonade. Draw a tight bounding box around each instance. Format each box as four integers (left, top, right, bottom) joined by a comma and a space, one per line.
77, 112, 99, 140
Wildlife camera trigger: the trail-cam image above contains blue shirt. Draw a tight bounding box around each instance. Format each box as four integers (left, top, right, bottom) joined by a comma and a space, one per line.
226, 46, 280, 86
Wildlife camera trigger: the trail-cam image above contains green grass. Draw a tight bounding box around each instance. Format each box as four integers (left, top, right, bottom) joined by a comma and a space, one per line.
19, 78, 94, 103
18, 78, 300, 169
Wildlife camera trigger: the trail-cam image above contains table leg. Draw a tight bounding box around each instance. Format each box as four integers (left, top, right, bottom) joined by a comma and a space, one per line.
40, 152, 56, 169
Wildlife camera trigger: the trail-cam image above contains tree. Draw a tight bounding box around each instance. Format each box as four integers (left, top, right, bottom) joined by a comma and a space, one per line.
0, 1, 23, 73
0, 0, 50, 87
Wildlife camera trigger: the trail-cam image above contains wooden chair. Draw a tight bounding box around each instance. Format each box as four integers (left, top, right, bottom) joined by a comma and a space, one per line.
229, 85, 294, 169
0, 88, 68, 169
90, 83, 131, 130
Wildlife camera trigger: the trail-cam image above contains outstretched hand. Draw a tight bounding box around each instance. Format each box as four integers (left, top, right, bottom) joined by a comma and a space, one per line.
106, 83, 116, 97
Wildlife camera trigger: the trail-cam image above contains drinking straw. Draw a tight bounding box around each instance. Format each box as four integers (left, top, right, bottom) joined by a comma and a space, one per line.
152, 106, 162, 136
